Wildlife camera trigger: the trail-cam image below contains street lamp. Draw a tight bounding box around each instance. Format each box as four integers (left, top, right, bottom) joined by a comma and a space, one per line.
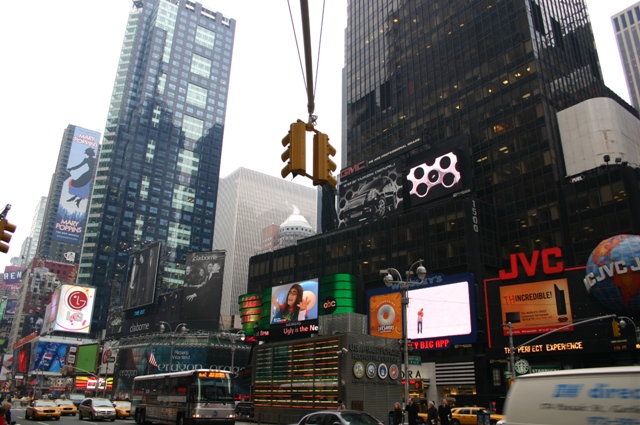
618, 316, 640, 340
220, 331, 245, 374
380, 259, 427, 403
159, 321, 188, 371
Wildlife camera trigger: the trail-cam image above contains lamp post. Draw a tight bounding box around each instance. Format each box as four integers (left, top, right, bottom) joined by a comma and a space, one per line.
159, 321, 188, 372
618, 316, 640, 341
220, 331, 245, 374
380, 259, 427, 403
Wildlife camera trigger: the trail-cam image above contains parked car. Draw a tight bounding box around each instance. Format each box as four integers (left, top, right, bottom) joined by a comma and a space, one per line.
78, 397, 116, 421
295, 410, 384, 425
449, 407, 505, 425
25, 399, 61, 421
54, 399, 78, 416
113, 400, 131, 419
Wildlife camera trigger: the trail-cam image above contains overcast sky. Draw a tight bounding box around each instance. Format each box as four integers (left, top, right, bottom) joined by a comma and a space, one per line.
0, 0, 636, 271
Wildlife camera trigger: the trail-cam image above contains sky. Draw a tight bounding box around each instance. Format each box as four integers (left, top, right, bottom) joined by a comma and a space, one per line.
0, 0, 636, 271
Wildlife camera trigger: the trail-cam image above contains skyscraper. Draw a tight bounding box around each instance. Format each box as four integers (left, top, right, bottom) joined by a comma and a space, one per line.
213, 168, 317, 316
612, 2, 640, 111
78, 0, 236, 331
18, 196, 47, 268
38, 125, 100, 264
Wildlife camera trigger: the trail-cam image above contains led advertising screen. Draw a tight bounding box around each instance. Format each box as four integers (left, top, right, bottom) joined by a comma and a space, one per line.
53, 126, 100, 244
406, 148, 465, 207
269, 279, 319, 325
123, 242, 161, 311
51, 285, 96, 334
76, 343, 100, 375
368, 273, 477, 350
0, 355, 13, 381
180, 251, 225, 327
338, 160, 403, 228
31, 341, 75, 373
498, 278, 573, 336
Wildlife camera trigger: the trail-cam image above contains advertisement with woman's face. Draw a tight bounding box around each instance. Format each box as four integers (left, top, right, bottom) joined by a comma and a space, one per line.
270, 279, 319, 325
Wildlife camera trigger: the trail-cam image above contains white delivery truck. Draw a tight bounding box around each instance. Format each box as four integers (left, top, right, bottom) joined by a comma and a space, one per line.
503, 366, 640, 425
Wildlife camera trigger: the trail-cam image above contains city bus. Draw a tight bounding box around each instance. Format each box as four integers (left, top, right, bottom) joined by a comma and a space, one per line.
133, 369, 236, 425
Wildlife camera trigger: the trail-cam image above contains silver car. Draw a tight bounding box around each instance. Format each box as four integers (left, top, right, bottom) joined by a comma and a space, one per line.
78, 398, 116, 421
296, 410, 384, 425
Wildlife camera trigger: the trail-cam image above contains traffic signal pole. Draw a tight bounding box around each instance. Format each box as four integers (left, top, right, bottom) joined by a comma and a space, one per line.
0, 204, 17, 254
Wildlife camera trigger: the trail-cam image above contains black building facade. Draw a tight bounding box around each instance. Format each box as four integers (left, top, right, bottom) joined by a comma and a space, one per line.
247, 0, 640, 405
78, 0, 236, 331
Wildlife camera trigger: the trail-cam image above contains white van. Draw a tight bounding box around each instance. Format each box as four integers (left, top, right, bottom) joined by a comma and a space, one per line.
503, 366, 640, 425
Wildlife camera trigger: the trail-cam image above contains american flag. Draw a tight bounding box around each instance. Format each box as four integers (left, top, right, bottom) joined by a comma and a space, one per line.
148, 352, 158, 367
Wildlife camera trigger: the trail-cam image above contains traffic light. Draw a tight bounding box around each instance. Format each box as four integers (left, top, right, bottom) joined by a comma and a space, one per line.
312, 131, 337, 187
0, 218, 16, 254
612, 320, 621, 337
281, 120, 307, 179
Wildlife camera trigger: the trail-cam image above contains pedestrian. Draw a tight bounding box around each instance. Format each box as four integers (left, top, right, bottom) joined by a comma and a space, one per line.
337, 399, 346, 410
405, 398, 419, 425
3, 402, 13, 425
393, 402, 403, 425
438, 398, 452, 425
427, 401, 438, 425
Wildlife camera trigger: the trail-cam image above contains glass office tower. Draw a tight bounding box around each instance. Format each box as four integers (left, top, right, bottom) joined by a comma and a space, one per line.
78, 0, 235, 331
343, 0, 635, 260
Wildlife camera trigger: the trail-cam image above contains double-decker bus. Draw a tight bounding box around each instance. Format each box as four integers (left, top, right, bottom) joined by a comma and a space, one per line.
133, 369, 236, 425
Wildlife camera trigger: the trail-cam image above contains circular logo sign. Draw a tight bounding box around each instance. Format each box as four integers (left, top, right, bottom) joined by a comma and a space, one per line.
389, 364, 400, 380
323, 296, 337, 314
353, 361, 365, 379
366, 362, 377, 379
378, 363, 388, 380
515, 359, 530, 375
102, 349, 112, 364
68, 290, 89, 310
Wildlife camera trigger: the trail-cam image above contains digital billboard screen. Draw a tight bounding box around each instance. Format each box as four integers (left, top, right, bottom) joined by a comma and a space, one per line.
270, 279, 319, 325
368, 273, 477, 350
124, 242, 161, 311
31, 341, 75, 373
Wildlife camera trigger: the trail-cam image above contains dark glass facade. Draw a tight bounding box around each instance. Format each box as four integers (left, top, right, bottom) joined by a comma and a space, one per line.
78, 0, 235, 331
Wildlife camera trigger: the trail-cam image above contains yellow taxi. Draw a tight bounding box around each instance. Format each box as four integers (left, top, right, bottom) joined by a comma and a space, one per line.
450, 407, 505, 425
25, 399, 62, 421
54, 398, 78, 416
113, 400, 131, 419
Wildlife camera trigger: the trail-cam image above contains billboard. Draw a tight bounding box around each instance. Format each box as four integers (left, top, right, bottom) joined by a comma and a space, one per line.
1, 267, 26, 292
368, 273, 478, 350
405, 148, 466, 207
31, 341, 75, 373
123, 242, 161, 311
51, 285, 96, 334
0, 355, 13, 381
499, 279, 573, 336
338, 160, 403, 228
180, 251, 225, 327
21, 315, 44, 338
156, 290, 183, 324
53, 126, 100, 244
269, 279, 319, 325
75, 343, 100, 375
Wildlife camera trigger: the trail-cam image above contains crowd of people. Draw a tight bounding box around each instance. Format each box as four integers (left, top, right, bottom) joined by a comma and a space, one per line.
394, 398, 452, 425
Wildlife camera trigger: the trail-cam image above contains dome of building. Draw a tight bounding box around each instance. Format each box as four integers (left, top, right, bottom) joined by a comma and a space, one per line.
276, 206, 315, 248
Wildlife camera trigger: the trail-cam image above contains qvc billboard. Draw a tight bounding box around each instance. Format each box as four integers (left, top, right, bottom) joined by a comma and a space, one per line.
51, 285, 96, 334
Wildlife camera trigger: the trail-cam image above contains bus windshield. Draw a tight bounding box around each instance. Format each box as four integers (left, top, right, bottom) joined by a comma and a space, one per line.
189, 377, 234, 403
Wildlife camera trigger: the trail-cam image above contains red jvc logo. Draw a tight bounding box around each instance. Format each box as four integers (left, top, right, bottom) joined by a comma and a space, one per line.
498, 247, 564, 280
